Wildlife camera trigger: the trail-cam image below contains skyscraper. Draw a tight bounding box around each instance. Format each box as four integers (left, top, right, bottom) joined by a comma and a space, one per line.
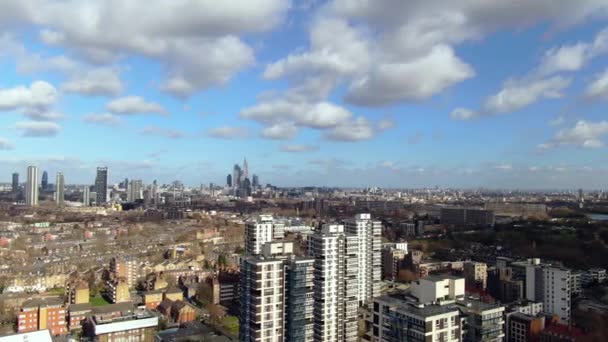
252, 174, 259, 188
242, 157, 249, 179
232, 164, 241, 189
226, 174, 232, 187
41, 171, 48, 191
245, 215, 275, 255
83, 186, 90, 206
11, 173, 18, 193
94, 167, 108, 205
151, 180, 159, 204
26, 166, 39, 206
344, 213, 382, 305
309, 224, 359, 342
55, 172, 65, 205
127, 180, 143, 202
239, 241, 314, 342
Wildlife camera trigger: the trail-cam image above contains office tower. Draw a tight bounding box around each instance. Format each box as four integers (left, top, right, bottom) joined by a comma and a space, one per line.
127, 179, 143, 202
25, 166, 39, 206
123, 178, 129, 190
344, 213, 382, 305
151, 180, 159, 204
233, 164, 242, 188
83, 186, 90, 206
525, 260, 571, 324
227, 174, 232, 187
41, 170, 48, 191
12, 172, 18, 193
243, 157, 249, 179
55, 172, 65, 205
94, 167, 108, 204
463, 261, 488, 290
245, 215, 275, 255
252, 174, 259, 187
240, 242, 304, 342
309, 224, 359, 342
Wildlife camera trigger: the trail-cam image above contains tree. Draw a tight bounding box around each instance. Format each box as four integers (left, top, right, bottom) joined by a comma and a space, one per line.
207, 303, 226, 323
196, 281, 213, 304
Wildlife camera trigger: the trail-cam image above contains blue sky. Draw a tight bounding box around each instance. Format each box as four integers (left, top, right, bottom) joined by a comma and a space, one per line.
1, 0, 608, 189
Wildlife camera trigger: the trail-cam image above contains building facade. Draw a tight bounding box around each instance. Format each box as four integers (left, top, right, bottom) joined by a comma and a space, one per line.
25, 165, 39, 206
55, 172, 65, 205
245, 215, 275, 255
95, 167, 108, 205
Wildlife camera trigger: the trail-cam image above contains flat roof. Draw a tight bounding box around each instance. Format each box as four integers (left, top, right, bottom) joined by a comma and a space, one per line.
0, 330, 53, 342
376, 296, 459, 318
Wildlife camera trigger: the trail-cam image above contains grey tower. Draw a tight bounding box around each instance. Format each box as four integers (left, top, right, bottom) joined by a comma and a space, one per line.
55, 172, 65, 205
95, 167, 108, 205
26, 166, 39, 206
11, 173, 18, 193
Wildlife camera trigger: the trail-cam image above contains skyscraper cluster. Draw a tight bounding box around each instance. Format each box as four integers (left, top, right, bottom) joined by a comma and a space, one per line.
228, 158, 259, 197
239, 213, 381, 342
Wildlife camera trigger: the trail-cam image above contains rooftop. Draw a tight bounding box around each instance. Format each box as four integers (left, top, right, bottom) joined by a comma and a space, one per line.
376, 295, 460, 318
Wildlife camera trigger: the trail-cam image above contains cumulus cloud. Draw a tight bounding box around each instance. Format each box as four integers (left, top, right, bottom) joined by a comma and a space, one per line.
0, 81, 58, 112
13, 121, 60, 137
62, 67, 123, 96
539, 120, 608, 150
539, 27, 608, 75
261, 123, 298, 140
1, 1, 288, 97
0, 138, 14, 150
451, 76, 571, 120
280, 144, 319, 152
106, 96, 167, 115
324, 117, 377, 141
585, 68, 608, 100
140, 126, 185, 139
207, 126, 249, 139
82, 113, 121, 126
241, 100, 353, 128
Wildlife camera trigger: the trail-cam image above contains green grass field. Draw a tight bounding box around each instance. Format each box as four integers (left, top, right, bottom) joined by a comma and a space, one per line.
90, 295, 111, 307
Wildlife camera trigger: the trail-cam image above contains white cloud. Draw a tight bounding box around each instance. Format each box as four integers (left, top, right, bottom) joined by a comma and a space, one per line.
261, 123, 298, 140
62, 67, 123, 96
14, 121, 60, 137
82, 113, 122, 126
140, 126, 185, 139
585, 68, 608, 100
539, 27, 608, 75
324, 117, 377, 141
539, 120, 608, 150
207, 126, 249, 139
23, 110, 64, 121
0, 138, 14, 150
2, 1, 287, 97
0, 81, 58, 112
106, 96, 167, 115
451, 76, 571, 120
280, 144, 319, 152
241, 100, 353, 128
345, 45, 474, 106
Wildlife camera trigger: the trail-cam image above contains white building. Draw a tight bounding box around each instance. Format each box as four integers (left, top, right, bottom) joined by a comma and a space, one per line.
0, 330, 53, 342
526, 261, 571, 324
127, 179, 143, 202
309, 224, 359, 342
245, 214, 275, 255
344, 213, 382, 305
25, 165, 38, 206
239, 241, 315, 342
83, 186, 90, 206
55, 172, 65, 205
372, 296, 462, 342
411, 275, 465, 304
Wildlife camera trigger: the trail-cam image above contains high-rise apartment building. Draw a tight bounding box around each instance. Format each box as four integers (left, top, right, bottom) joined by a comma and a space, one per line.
344, 213, 382, 305
245, 215, 275, 255
55, 172, 65, 205
240, 241, 311, 342
309, 224, 359, 342
525, 260, 571, 324
463, 261, 488, 290
382, 243, 408, 281
94, 167, 108, 205
127, 179, 143, 202
83, 186, 90, 206
25, 165, 39, 206
12, 172, 19, 193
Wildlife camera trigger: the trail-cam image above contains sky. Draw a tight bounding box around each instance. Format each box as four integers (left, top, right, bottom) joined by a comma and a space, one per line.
1, 0, 608, 189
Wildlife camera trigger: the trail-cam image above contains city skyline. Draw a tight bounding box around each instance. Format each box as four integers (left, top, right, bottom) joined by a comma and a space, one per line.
1, 2, 608, 188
